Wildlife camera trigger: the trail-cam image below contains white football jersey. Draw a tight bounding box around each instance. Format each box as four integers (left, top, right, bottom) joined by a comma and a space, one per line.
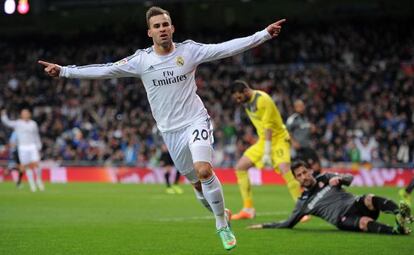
60, 29, 271, 132
1, 115, 42, 149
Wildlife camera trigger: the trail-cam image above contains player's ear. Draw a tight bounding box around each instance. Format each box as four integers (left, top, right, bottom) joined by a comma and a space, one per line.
147, 29, 153, 38
171, 24, 175, 33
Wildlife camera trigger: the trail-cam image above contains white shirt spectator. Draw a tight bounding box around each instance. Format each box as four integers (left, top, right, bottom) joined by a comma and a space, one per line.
354, 137, 378, 163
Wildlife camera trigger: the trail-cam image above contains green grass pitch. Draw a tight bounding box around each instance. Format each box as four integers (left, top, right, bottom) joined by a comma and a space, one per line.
0, 182, 412, 255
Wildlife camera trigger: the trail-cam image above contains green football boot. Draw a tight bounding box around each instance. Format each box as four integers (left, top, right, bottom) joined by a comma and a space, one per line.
399, 189, 412, 207
165, 187, 175, 194
399, 201, 414, 224
217, 226, 236, 250
172, 185, 184, 194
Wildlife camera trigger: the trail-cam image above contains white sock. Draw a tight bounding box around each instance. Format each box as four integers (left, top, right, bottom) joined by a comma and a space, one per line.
35, 167, 44, 191
194, 188, 213, 212
201, 174, 227, 230
26, 170, 37, 192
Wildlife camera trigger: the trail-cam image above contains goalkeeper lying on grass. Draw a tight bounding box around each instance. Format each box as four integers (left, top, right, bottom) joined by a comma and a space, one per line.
249, 160, 414, 235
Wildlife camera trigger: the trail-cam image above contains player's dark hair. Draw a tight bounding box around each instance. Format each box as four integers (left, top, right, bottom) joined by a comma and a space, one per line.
231, 80, 250, 94
20, 107, 31, 113
291, 160, 310, 176
146, 6, 171, 28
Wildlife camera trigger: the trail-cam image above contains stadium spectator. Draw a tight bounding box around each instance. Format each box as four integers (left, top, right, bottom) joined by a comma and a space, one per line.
121, 137, 140, 166
346, 140, 361, 163
354, 136, 378, 163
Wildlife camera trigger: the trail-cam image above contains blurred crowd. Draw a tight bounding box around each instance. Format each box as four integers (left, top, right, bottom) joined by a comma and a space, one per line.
0, 20, 413, 167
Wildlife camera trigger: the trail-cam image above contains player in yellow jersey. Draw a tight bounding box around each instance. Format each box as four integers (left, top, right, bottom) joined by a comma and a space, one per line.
230, 80, 302, 220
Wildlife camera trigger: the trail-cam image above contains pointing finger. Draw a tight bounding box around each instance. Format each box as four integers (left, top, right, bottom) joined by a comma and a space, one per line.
274, 19, 286, 26
38, 60, 52, 67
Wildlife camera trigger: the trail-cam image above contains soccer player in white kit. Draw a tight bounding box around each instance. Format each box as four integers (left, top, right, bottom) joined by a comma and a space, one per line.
1, 109, 44, 192
38, 6, 286, 250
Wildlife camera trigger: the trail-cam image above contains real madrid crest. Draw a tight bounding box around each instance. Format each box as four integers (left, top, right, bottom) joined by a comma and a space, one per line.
176, 56, 184, 66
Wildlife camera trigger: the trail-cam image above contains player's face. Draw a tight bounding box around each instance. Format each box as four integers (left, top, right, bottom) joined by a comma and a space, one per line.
147, 14, 175, 48
294, 166, 316, 188
20, 109, 31, 120
294, 101, 305, 114
232, 92, 249, 104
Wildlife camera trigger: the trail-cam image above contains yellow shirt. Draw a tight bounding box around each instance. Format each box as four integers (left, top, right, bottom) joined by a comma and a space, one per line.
244, 90, 289, 140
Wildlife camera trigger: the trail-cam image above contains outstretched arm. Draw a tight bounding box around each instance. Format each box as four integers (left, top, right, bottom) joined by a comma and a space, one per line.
38, 53, 141, 79
1, 110, 17, 128
192, 19, 286, 64
248, 200, 305, 230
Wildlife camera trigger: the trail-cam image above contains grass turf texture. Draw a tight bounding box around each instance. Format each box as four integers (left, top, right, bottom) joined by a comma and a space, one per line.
0, 183, 412, 255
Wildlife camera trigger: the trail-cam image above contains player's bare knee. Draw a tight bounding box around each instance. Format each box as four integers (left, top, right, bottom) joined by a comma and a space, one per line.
359, 217, 373, 231
364, 194, 375, 210
197, 168, 213, 180
192, 181, 202, 192
235, 161, 245, 171
194, 162, 213, 180
235, 156, 252, 171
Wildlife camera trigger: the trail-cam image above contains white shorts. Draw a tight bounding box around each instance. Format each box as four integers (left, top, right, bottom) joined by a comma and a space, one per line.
18, 144, 40, 165
161, 117, 214, 183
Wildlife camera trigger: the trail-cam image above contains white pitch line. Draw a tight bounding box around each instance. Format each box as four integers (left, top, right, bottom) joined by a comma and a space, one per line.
157, 211, 289, 222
